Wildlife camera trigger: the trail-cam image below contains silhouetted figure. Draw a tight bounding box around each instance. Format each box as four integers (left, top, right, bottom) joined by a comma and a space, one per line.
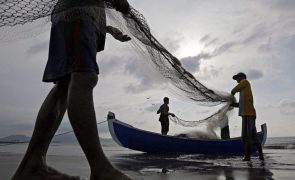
12, 0, 132, 180
157, 97, 175, 135
230, 72, 264, 161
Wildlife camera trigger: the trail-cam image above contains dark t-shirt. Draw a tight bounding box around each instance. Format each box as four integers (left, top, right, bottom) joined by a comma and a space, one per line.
158, 104, 169, 122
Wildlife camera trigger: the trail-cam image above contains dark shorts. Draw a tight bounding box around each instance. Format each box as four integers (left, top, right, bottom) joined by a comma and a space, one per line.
43, 16, 99, 82
159, 118, 169, 134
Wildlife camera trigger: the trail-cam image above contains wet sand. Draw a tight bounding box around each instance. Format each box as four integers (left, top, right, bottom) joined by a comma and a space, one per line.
1, 149, 295, 180
1, 138, 295, 180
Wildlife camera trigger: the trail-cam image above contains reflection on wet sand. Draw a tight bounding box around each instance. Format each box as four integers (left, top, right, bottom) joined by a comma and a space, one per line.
111, 153, 274, 180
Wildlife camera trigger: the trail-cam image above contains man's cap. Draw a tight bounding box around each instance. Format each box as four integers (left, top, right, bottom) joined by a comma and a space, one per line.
232, 72, 246, 80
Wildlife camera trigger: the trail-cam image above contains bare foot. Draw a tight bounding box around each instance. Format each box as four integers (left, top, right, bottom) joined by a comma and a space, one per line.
90, 168, 132, 180
12, 165, 80, 180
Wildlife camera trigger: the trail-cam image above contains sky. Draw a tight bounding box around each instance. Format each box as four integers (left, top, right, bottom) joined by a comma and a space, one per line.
0, 0, 295, 138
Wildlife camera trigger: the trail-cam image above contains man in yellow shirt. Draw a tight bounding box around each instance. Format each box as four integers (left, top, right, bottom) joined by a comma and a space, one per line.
231, 72, 264, 161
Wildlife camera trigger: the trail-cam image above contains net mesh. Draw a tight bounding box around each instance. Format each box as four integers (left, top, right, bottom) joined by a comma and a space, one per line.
169, 103, 232, 128
0, 0, 236, 129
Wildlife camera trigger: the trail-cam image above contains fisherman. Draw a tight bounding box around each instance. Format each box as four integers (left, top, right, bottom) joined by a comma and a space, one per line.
230, 72, 264, 161
12, 0, 132, 180
157, 97, 175, 135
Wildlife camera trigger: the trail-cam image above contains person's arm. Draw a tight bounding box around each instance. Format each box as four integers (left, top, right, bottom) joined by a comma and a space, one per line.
169, 112, 175, 117
230, 103, 239, 108
157, 107, 161, 114
163, 105, 175, 117
114, 0, 130, 14
231, 80, 246, 95
106, 26, 131, 42
157, 104, 163, 114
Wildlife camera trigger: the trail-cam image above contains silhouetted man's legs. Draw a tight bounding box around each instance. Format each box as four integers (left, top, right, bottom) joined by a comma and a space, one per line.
160, 120, 169, 135
12, 79, 79, 180
242, 117, 264, 161
13, 72, 131, 180
67, 72, 131, 179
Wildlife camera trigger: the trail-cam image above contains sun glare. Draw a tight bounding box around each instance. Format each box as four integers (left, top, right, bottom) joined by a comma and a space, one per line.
177, 43, 202, 59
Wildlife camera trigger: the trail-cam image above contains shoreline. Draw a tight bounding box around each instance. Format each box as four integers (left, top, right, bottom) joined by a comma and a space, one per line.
1, 149, 295, 180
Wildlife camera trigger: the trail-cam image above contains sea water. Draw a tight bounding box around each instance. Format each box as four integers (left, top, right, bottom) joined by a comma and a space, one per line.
1, 137, 295, 180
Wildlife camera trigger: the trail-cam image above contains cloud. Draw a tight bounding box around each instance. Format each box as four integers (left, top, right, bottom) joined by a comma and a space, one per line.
282, 34, 295, 52
200, 34, 211, 43
260, 0, 295, 11
181, 24, 269, 73
123, 57, 165, 94
145, 102, 162, 112
196, 65, 221, 80
199, 24, 269, 59
26, 41, 48, 56
162, 33, 184, 53
180, 56, 202, 73
212, 42, 237, 56
205, 38, 218, 47
279, 99, 295, 107
199, 34, 218, 47
1, 0, 295, 138
241, 24, 267, 45
179, 41, 235, 76
181, 30, 267, 77
246, 69, 264, 80
279, 99, 295, 115
98, 55, 123, 76
258, 38, 272, 52
212, 24, 268, 54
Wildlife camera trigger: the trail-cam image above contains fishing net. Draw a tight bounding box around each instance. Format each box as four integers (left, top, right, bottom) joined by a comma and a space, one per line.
169, 103, 232, 128
0, 0, 236, 129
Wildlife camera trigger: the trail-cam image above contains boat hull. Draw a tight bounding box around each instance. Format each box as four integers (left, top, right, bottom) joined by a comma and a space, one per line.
108, 112, 267, 154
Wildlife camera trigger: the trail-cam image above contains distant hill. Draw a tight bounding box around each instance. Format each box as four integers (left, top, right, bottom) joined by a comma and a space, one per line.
52, 133, 116, 146
0, 135, 31, 142
0, 134, 115, 145
52, 133, 78, 143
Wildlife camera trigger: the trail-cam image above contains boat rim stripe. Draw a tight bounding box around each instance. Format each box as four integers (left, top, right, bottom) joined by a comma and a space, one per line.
108, 119, 124, 146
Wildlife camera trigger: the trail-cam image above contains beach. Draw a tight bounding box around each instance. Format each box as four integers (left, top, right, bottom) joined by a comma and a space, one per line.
1, 137, 295, 180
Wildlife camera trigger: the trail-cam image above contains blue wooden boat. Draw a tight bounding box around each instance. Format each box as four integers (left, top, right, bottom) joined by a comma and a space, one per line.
107, 112, 267, 154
